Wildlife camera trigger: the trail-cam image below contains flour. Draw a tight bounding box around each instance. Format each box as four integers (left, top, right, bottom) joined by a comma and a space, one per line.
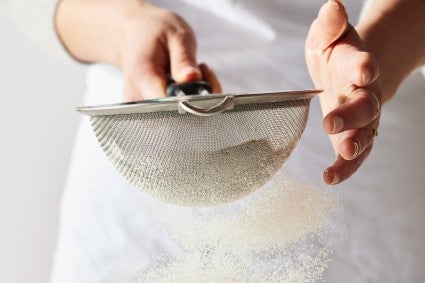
126, 171, 342, 282
131, 139, 292, 206
93, 99, 310, 207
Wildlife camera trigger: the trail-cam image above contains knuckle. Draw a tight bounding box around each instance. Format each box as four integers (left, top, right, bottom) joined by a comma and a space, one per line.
158, 9, 196, 47
166, 17, 195, 43
358, 92, 378, 118
171, 28, 193, 42
357, 51, 374, 65
354, 52, 379, 84
352, 90, 379, 122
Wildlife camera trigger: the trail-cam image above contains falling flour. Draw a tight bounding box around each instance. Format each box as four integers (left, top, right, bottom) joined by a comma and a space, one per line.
124, 170, 342, 283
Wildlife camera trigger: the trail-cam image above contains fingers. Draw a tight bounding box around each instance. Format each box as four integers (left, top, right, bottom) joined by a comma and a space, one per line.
122, 10, 203, 101
322, 87, 381, 184
199, 63, 222, 93
345, 51, 379, 87
306, 0, 379, 93
305, 0, 348, 55
338, 126, 378, 160
324, 90, 380, 184
306, 0, 382, 185
124, 59, 168, 101
324, 145, 373, 185
327, 33, 379, 91
323, 89, 380, 134
122, 10, 221, 102
167, 20, 202, 83
305, 0, 349, 87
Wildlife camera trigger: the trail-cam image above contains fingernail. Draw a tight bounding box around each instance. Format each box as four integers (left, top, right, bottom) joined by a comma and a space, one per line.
332, 116, 344, 133
199, 63, 209, 70
328, 0, 341, 9
372, 128, 378, 141
331, 174, 340, 185
352, 141, 360, 158
181, 66, 201, 79
324, 169, 339, 185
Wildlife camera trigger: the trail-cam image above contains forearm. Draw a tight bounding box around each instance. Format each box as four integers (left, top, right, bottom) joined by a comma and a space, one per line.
356, 0, 425, 102
55, 0, 147, 65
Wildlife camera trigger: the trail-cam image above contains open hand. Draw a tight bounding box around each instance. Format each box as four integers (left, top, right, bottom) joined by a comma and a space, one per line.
305, 0, 381, 185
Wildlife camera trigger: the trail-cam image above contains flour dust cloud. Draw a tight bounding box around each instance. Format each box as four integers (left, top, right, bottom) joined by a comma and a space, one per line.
124, 169, 342, 282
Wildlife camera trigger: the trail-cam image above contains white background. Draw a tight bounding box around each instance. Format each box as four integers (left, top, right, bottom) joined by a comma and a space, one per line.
0, 7, 85, 283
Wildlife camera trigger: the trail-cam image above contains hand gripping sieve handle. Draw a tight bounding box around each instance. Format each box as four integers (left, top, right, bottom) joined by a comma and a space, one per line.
166, 80, 234, 116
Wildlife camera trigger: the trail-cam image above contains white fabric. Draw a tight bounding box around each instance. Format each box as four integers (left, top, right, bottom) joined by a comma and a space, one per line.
51, 1, 425, 282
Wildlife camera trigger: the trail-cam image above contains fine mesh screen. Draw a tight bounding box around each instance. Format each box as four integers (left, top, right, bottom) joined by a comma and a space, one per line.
90, 99, 310, 206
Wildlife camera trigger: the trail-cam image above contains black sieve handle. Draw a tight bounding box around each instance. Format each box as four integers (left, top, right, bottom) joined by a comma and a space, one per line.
166, 80, 213, 97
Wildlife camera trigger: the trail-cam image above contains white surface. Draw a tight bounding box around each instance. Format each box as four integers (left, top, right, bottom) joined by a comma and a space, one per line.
0, 7, 85, 283
50, 1, 425, 283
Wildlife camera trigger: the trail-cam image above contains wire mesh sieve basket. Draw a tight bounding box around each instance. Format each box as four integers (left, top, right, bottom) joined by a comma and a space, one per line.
77, 83, 320, 206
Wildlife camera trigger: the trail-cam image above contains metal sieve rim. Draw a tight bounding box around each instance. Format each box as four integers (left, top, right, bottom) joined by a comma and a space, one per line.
77, 89, 321, 116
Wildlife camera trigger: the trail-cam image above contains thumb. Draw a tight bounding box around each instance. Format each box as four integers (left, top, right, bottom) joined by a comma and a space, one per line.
306, 0, 349, 53
167, 29, 202, 83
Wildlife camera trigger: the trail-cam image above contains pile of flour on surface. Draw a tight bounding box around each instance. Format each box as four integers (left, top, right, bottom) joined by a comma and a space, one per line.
125, 169, 342, 283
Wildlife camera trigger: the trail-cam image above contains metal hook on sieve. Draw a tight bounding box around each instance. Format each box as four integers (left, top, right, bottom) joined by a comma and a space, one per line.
167, 80, 234, 116
178, 96, 235, 116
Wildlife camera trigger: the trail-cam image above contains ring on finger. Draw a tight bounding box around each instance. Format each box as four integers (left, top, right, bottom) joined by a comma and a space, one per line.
372, 128, 378, 140
369, 91, 380, 119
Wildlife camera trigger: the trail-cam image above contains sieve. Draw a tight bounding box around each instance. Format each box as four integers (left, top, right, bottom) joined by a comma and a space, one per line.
77, 81, 321, 206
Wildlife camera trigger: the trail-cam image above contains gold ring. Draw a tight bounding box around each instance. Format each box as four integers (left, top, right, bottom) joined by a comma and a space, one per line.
369, 92, 381, 120
372, 128, 378, 140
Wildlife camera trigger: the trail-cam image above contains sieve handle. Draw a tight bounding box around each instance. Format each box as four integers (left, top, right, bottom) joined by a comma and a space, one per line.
166, 80, 213, 96
179, 96, 235, 116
